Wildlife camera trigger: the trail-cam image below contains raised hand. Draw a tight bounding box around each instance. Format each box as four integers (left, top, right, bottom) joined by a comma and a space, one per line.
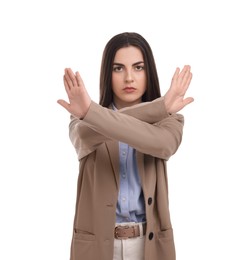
164, 65, 194, 113
57, 68, 91, 119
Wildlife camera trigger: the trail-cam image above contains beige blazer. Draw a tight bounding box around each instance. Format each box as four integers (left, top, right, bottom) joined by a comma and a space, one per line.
68, 97, 184, 260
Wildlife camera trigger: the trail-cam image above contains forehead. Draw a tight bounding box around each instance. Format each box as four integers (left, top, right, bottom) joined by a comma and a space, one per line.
113, 46, 144, 64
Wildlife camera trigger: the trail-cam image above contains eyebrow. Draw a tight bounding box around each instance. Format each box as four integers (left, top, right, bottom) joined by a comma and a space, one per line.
112, 61, 144, 66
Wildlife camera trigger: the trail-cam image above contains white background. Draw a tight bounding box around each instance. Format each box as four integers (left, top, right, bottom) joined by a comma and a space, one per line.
0, 0, 250, 259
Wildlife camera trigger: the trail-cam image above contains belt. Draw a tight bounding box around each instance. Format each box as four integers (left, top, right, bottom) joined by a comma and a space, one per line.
114, 223, 147, 239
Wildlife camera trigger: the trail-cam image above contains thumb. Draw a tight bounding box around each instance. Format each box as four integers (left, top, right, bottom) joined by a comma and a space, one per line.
57, 99, 70, 112
183, 97, 194, 106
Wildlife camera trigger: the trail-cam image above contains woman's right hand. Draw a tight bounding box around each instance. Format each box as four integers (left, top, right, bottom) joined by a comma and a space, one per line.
57, 68, 91, 119
164, 65, 194, 113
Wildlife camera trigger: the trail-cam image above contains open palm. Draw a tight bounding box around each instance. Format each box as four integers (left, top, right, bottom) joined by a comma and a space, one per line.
57, 68, 91, 119
164, 65, 194, 113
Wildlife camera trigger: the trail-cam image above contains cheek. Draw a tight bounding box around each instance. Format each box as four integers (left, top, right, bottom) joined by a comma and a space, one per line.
112, 74, 120, 88
111, 75, 116, 92
138, 75, 147, 92
111, 78, 121, 95
142, 85, 147, 95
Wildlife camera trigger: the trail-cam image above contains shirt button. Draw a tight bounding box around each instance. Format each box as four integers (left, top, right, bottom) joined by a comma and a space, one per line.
122, 197, 126, 202
122, 174, 126, 178
122, 151, 126, 156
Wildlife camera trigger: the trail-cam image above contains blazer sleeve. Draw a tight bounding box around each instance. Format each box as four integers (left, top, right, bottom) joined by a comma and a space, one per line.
80, 100, 184, 160
118, 97, 169, 123
69, 117, 111, 159
69, 97, 171, 159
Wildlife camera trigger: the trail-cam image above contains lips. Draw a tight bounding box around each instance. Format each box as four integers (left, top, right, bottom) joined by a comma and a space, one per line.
123, 87, 136, 93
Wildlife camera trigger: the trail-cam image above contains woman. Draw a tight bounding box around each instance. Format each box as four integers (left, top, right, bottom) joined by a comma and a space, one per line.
57, 32, 193, 260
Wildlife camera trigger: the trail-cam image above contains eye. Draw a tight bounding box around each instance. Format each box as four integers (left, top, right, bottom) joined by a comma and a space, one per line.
134, 65, 144, 71
113, 66, 123, 72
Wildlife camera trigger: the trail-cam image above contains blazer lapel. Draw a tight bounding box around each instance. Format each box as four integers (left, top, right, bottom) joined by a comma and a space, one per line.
137, 151, 156, 198
105, 141, 120, 190
136, 151, 145, 187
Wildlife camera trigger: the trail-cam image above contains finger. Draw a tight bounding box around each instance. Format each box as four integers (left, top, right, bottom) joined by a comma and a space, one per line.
76, 71, 84, 87
182, 72, 193, 93
64, 69, 74, 89
183, 65, 191, 72
176, 66, 188, 87
179, 66, 192, 89
183, 97, 194, 107
181, 68, 191, 84
179, 65, 190, 80
63, 75, 71, 95
66, 68, 78, 87
57, 99, 71, 111
177, 65, 190, 88
171, 67, 180, 83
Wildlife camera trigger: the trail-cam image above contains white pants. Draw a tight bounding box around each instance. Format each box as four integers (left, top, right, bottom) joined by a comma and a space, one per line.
113, 222, 145, 260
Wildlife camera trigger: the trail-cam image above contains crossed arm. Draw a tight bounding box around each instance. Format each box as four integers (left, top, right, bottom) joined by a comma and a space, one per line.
57, 65, 193, 159
57, 65, 194, 119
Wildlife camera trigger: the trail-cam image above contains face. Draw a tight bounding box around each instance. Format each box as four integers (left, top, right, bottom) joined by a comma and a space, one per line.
112, 46, 146, 109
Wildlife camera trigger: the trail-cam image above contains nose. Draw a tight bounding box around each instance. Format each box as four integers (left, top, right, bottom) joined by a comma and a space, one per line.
125, 70, 134, 83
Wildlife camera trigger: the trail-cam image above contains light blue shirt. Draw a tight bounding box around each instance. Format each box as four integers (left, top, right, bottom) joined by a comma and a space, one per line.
112, 104, 146, 223
116, 142, 146, 223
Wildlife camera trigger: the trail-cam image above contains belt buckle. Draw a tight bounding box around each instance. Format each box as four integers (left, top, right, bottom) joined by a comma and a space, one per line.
114, 225, 131, 239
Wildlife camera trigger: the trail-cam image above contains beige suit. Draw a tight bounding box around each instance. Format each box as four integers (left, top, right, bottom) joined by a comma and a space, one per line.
68, 97, 184, 260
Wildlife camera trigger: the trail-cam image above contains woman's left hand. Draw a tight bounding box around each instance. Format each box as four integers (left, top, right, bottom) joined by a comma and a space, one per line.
164, 65, 194, 113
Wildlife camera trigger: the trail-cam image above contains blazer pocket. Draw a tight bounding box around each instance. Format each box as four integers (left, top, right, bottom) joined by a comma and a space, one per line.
73, 229, 96, 241
156, 229, 176, 259
157, 228, 174, 241
71, 230, 96, 260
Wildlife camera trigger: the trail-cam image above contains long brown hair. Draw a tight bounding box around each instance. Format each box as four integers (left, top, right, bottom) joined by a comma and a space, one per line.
99, 32, 161, 107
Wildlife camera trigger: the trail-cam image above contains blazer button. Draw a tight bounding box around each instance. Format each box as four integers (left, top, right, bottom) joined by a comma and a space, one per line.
148, 232, 154, 240
148, 197, 152, 205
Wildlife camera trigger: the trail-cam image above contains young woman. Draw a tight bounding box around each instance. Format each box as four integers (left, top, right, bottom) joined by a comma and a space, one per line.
57, 32, 193, 260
